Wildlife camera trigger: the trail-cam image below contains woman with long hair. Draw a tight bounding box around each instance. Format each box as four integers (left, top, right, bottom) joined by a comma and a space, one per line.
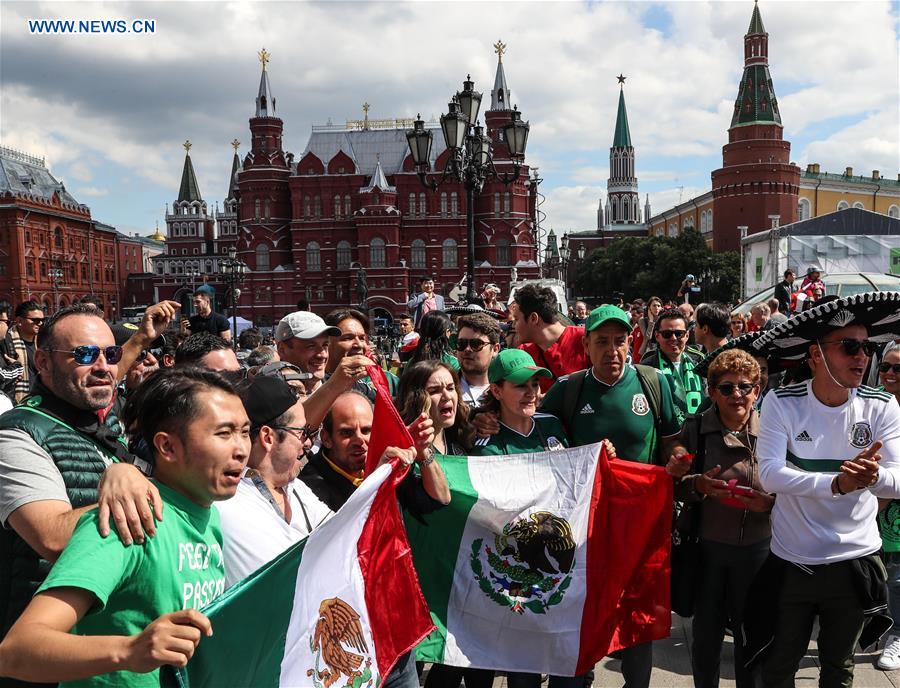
408, 311, 460, 372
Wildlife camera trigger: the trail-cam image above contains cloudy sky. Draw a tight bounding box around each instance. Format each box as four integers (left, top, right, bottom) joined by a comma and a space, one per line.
2, 0, 898, 238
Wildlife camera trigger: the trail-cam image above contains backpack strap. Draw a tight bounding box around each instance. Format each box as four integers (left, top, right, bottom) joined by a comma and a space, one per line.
561, 370, 589, 429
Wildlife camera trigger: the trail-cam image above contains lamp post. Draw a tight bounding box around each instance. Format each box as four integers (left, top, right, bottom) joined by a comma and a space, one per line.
220, 246, 247, 348
406, 75, 529, 304
48, 265, 64, 313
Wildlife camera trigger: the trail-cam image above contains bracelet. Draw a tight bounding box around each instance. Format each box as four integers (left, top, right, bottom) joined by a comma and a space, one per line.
419, 447, 435, 468
832, 475, 847, 496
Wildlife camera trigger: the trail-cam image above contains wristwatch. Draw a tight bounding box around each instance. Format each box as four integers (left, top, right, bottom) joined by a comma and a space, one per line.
419, 446, 435, 468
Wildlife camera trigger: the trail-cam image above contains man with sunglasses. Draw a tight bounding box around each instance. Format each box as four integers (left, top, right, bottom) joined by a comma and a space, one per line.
215, 374, 332, 587
455, 312, 502, 407
750, 296, 900, 687
640, 307, 704, 421
0, 303, 164, 648
1, 301, 44, 403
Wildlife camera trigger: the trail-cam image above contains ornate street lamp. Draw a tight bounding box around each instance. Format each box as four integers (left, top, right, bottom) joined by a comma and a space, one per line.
48, 265, 64, 313
220, 246, 247, 348
406, 75, 530, 303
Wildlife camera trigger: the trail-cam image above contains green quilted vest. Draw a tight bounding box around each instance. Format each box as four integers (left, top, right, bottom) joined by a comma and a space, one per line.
0, 398, 121, 638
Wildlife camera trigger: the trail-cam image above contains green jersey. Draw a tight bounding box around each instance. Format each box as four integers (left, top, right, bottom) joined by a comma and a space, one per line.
37, 482, 227, 688
540, 365, 682, 464
473, 413, 569, 456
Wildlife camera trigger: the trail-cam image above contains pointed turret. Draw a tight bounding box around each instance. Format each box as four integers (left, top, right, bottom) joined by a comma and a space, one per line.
255, 48, 275, 117
612, 82, 632, 148
177, 140, 203, 203
362, 157, 394, 193
731, 1, 781, 127
490, 39, 511, 111
545, 229, 560, 260
226, 140, 241, 201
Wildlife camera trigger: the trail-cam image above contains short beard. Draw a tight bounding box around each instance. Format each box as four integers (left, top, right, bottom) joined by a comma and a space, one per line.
50, 365, 113, 411
460, 359, 488, 377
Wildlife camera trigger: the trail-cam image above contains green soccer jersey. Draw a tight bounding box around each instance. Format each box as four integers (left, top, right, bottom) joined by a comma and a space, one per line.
473, 413, 569, 456
37, 481, 227, 688
540, 365, 682, 463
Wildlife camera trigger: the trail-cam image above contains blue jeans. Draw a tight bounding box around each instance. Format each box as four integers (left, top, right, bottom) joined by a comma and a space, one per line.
884, 551, 900, 634
385, 651, 419, 688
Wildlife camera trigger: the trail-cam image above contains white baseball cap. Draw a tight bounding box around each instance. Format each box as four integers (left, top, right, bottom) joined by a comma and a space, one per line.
275, 312, 340, 342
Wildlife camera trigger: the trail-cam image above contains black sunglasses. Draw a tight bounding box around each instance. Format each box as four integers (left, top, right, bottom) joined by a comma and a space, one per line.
273, 424, 319, 441
820, 338, 879, 357
25, 317, 45, 325
456, 338, 490, 352
879, 363, 900, 374
658, 330, 687, 340
49, 345, 124, 365
715, 382, 757, 397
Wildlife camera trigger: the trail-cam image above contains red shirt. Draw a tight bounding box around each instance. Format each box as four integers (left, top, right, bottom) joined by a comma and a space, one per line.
520, 325, 590, 391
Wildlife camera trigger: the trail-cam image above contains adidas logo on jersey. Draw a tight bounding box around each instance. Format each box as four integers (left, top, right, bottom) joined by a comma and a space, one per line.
580, 403, 595, 415
794, 431, 813, 442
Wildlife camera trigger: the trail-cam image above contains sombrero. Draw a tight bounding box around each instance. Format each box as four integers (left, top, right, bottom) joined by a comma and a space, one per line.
444, 303, 504, 320
694, 331, 789, 378
752, 291, 900, 362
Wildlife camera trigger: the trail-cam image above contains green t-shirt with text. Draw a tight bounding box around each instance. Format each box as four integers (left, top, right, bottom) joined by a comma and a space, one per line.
540, 365, 682, 463
37, 481, 226, 688
473, 413, 569, 456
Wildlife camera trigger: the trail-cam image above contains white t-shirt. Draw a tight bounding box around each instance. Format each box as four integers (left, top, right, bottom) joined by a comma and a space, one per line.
460, 377, 489, 408
215, 475, 333, 587
757, 381, 900, 565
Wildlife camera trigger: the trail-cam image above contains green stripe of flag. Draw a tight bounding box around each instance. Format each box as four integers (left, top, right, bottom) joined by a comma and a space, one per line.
404, 455, 477, 662
786, 451, 843, 473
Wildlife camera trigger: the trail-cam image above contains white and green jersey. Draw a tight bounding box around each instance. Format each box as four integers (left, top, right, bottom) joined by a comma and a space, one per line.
473, 413, 569, 456
757, 381, 900, 565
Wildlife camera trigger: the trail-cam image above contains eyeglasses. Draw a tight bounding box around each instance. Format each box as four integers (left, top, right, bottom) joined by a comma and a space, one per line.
879, 363, 900, 374
136, 349, 151, 362
714, 382, 757, 397
273, 424, 319, 442
456, 338, 491, 352
48, 345, 124, 365
819, 338, 879, 357
658, 330, 687, 340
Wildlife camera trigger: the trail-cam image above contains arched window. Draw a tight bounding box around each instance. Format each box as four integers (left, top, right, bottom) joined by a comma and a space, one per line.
370, 237, 386, 268
837, 200, 850, 211
26, 261, 33, 277
54, 227, 63, 248
496, 238, 511, 266
451, 192, 459, 217
336, 241, 352, 270
888, 205, 900, 219
205, 260, 212, 273
344, 195, 351, 217
306, 242, 321, 272
408, 193, 416, 216
503, 192, 511, 216
304, 196, 311, 218
442, 238, 457, 268
255, 244, 270, 271
798, 198, 811, 221
852, 201, 864, 210
418, 193, 426, 217
440, 192, 448, 217
189, 222, 195, 235
254, 199, 261, 220
333, 195, 342, 218
264, 199, 271, 220
314, 196, 321, 218
411, 239, 426, 269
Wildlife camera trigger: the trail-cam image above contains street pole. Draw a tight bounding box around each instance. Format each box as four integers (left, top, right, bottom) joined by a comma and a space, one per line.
466, 184, 476, 304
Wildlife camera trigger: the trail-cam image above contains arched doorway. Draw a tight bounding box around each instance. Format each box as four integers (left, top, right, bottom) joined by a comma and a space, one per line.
173, 287, 193, 318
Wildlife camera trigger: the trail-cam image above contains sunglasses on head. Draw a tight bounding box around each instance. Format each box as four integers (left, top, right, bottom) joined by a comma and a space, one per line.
456, 338, 490, 352
819, 338, 879, 357
879, 362, 900, 374
49, 345, 124, 365
714, 382, 757, 397
658, 329, 687, 340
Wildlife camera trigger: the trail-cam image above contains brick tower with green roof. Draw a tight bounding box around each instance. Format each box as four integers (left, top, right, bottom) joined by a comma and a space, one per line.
711, 0, 801, 252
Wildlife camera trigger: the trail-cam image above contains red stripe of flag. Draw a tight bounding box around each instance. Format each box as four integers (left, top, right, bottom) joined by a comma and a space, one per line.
365, 364, 414, 475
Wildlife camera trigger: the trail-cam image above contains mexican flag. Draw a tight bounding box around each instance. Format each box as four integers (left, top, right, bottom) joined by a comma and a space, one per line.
168, 460, 434, 688
406, 443, 673, 676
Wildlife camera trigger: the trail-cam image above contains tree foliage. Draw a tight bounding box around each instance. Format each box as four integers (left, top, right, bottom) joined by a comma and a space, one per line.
573, 229, 741, 304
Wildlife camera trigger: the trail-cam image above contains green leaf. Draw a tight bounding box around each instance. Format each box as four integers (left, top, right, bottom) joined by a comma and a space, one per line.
523, 600, 546, 614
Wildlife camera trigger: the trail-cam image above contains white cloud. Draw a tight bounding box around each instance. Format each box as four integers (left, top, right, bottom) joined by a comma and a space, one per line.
542, 185, 604, 232
75, 186, 109, 197
798, 110, 900, 176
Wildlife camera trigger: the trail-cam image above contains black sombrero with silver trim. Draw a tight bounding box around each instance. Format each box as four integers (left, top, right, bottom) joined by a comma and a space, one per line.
444, 303, 504, 320
752, 291, 900, 362
694, 331, 789, 378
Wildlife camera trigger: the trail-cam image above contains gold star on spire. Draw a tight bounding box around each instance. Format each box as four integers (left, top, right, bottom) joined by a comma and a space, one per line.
494, 40, 507, 61
258, 48, 270, 71
617, 74, 627, 85
183, 140, 192, 154
231, 139, 240, 152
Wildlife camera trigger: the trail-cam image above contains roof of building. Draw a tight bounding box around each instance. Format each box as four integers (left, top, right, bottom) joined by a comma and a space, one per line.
177, 151, 203, 203
491, 53, 511, 111
361, 157, 395, 193
226, 151, 240, 200
256, 63, 275, 117
0, 146, 87, 209
612, 86, 632, 148
744, 208, 899, 243
747, 0, 766, 34
302, 123, 446, 176
801, 169, 900, 189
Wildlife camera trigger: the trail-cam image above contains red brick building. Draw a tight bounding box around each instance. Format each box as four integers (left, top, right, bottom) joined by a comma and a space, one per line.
153, 48, 540, 325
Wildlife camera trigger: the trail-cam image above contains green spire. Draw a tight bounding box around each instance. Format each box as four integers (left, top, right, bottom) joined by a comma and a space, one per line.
545, 229, 560, 259
747, 0, 766, 35
612, 83, 632, 148
177, 141, 203, 203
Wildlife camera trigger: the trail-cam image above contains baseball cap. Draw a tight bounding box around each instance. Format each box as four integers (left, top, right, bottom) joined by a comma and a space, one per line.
483, 283, 500, 293
488, 349, 552, 385
241, 374, 298, 429
110, 322, 165, 349
585, 305, 633, 334
275, 311, 340, 342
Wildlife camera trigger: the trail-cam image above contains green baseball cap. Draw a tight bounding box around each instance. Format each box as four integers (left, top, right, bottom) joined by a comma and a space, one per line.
585, 305, 633, 333
488, 349, 553, 384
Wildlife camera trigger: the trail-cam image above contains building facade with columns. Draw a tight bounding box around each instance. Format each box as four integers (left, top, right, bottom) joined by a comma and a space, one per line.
152, 45, 540, 326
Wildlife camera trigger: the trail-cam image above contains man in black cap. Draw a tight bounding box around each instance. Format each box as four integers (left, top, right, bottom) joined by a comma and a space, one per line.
215, 374, 331, 587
